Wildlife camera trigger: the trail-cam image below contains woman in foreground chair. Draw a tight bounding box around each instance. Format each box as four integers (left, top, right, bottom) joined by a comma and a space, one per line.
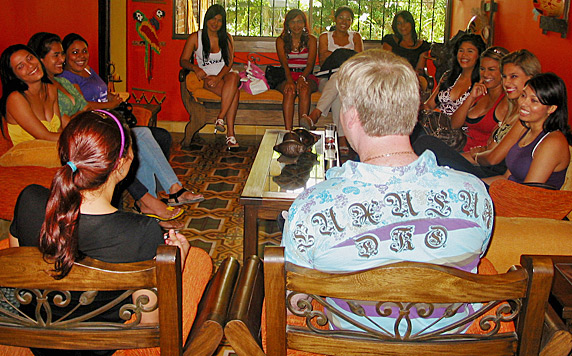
276, 9, 318, 131
8, 111, 199, 354
180, 4, 240, 148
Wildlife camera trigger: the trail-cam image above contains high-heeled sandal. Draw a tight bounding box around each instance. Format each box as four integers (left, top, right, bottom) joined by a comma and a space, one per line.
226, 135, 239, 150
214, 118, 226, 133
161, 188, 205, 207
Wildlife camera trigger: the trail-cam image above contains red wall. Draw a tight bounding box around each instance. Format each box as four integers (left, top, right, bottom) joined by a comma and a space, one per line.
451, 0, 572, 124
0, 0, 99, 80
5, 1, 570, 124
127, 1, 189, 122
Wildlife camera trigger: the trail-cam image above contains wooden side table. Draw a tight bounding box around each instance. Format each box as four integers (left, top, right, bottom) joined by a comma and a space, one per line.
550, 257, 572, 330
240, 129, 325, 264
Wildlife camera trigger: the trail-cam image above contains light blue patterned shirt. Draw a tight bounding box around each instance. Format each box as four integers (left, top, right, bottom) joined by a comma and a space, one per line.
282, 150, 494, 335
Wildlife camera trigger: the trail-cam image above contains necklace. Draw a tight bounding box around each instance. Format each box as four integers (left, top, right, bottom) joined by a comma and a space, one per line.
362, 151, 415, 163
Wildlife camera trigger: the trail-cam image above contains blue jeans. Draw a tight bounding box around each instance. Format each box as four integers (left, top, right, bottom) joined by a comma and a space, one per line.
126, 126, 171, 201
132, 127, 181, 197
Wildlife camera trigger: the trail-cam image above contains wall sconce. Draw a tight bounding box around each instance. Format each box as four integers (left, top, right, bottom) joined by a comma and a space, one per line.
534, 0, 570, 38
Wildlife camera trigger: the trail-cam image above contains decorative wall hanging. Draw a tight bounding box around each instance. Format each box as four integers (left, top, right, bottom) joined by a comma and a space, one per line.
467, 0, 497, 47
133, 9, 166, 81
533, 0, 570, 38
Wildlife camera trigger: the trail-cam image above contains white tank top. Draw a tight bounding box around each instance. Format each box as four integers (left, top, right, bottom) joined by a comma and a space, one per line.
326, 31, 356, 52
194, 30, 226, 76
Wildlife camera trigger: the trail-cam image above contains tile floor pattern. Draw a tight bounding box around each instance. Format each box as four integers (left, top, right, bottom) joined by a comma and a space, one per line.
127, 132, 282, 355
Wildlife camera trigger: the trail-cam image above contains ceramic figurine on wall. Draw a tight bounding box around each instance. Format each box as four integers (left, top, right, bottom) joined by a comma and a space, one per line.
534, 0, 570, 37
133, 9, 165, 81
533, 0, 566, 17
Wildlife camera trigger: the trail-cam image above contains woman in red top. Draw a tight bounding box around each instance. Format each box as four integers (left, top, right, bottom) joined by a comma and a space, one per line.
450, 46, 510, 151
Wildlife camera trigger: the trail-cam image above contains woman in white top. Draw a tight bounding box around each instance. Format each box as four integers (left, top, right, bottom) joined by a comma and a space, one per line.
317, 7, 363, 66
301, 7, 363, 155
180, 4, 240, 149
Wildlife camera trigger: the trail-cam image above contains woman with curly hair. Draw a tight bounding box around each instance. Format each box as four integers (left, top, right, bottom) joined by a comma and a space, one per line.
276, 9, 318, 130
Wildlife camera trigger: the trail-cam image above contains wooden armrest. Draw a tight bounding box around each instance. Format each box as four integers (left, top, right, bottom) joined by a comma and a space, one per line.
179, 68, 190, 82
225, 255, 265, 356
184, 256, 240, 356
540, 304, 572, 356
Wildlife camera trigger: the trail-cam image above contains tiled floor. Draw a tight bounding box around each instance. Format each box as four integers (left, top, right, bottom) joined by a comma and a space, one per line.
150, 130, 282, 355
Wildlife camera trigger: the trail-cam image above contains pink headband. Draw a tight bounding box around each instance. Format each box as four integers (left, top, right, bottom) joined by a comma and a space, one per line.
94, 109, 125, 159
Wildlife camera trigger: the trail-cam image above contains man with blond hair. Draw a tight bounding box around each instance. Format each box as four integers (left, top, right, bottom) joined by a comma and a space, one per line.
282, 49, 493, 334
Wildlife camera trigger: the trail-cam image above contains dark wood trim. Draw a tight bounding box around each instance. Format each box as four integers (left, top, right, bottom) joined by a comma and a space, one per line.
98, 0, 110, 83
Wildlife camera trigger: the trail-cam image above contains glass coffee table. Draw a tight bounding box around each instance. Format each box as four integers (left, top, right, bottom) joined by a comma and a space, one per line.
240, 129, 326, 263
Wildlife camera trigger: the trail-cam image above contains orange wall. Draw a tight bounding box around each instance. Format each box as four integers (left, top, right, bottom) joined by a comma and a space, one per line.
451, 0, 572, 123
0, 0, 99, 79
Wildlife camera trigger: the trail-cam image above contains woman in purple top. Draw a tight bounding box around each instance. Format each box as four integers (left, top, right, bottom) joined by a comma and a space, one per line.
484, 72, 571, 189
59, 34, 122, 109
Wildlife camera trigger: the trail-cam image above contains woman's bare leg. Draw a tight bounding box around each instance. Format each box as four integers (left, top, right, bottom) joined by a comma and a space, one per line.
226, 89, 240, 138
278, 81, 297, 130
204, 71, 240, 130
297, 80, 316, 124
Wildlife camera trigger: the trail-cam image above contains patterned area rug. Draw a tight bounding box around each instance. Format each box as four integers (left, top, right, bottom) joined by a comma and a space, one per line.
137, 132, 282, 355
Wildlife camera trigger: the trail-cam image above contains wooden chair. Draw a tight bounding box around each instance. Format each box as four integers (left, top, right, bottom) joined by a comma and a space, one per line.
0, 245, 240, 356
225, 246, 556, 356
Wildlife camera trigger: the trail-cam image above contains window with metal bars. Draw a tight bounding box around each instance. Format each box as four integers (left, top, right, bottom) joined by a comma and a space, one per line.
174, 0, 447, 43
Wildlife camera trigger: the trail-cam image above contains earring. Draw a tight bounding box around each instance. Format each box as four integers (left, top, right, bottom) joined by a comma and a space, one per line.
119, 168, 124, 175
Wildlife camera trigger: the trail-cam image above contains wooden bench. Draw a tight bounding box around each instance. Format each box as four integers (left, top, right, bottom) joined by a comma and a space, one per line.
178, 53, 334, 147
0, 245, 240, 356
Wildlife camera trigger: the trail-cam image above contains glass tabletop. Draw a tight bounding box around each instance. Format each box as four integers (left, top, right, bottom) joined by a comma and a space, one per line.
242, 129, 330, 201
264, 130, 326, 195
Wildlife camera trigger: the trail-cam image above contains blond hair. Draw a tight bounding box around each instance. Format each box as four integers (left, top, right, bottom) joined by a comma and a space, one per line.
336, 49, 419, 136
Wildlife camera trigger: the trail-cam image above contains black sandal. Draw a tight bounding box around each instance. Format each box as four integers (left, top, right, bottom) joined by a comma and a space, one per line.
161, 188, 205, 206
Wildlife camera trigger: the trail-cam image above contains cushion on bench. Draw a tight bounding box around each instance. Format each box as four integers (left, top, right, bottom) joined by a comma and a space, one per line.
186, 72, 321, 104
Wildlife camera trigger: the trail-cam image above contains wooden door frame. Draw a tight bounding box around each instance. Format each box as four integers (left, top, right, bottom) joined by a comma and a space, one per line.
98, 0, 110, 84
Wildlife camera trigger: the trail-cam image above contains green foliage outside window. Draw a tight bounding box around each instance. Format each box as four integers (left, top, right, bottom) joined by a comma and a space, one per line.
217, 0, 446, 42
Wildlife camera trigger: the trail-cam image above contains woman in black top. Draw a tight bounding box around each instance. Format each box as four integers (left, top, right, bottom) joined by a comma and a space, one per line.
9, 111, 191, 355
382, 10, 431, 74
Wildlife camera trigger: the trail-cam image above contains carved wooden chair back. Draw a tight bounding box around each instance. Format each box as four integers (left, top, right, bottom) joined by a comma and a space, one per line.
264, 246, 554, 356
0, 245, 184, 355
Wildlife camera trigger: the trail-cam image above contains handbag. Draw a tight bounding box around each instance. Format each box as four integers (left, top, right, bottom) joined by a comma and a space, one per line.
265, 65, 286, 90
239, 61, 270, 95
112, 102, 138, 128
419, 110, 467, 152
317, 48, 357, 78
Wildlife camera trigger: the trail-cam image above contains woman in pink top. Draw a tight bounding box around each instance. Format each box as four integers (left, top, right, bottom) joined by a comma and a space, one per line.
276, 9, 318, 130
450, 46, 510, 151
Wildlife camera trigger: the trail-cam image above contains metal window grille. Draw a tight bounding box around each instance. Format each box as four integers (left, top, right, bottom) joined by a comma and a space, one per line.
180, 0, 447, 42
